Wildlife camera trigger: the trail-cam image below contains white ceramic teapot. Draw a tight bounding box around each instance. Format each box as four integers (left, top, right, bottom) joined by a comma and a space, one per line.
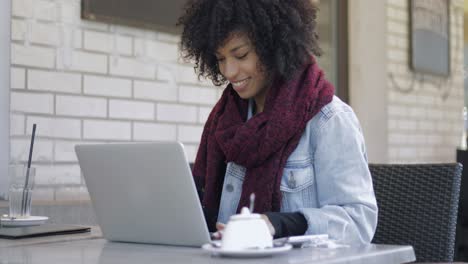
221, 206, 273, 250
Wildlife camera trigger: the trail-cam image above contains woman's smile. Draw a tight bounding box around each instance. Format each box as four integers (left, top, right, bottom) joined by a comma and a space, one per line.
231, 78, 250, 93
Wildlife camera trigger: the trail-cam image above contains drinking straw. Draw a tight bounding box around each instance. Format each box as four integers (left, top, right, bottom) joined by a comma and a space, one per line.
21, 124, 36, 216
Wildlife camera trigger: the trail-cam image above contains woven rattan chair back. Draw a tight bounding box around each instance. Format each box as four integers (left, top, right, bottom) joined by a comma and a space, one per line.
369, 163, 462, 262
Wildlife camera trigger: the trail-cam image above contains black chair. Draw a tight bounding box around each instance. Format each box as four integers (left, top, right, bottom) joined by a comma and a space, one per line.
369, 163, 462, 263
456, 149, 468, 261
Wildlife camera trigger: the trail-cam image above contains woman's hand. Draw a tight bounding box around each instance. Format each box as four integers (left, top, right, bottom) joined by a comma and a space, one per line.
261, 214, 276, 236
216, 222, 226, 232
211, 222, 225, 240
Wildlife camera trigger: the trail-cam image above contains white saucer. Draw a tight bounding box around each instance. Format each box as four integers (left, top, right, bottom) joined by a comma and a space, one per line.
0, 216, 49, 227
202, 243, 292, 258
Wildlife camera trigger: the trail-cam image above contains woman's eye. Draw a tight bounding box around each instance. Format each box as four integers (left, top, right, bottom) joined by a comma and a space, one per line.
237, 53, 248, 59
217, 58, 225, 63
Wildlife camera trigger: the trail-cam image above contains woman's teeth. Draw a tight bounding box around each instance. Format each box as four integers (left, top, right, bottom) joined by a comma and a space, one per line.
232, 79, 248, 87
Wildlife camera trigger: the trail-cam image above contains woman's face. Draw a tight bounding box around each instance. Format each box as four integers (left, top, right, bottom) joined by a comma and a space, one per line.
215, 32, 269, 101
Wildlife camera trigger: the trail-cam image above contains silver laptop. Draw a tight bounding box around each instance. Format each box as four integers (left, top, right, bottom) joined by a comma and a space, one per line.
75, 142, 211, 247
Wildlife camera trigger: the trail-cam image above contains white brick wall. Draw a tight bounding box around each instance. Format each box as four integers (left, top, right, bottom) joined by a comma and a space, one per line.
11, 43, 55, 68
134, 38, 179, 62
178, 125, 203, 143
9, 0, 219, 202
109, 57, 156, 79
11, 92, 54, 114
134, 80, 178, 102
156, 65, 177, 81
56, 95, 107, 117
84, 30, 132, 55
386, 0, 464, 163
156, 104, 198, 123
30, 22, 60, 46
198, 106, 212, 123
54, 141, 79, 162
179, 85, 218, 105
12, 0, 33, 18
34, 0, 59, 22
133, 122, 177, 141
10, 67, 25, 89
26, 116, 81, 139
109, 99, 155, 120
10, 114, 25, 136
83, 75, 132, 98
62, 50, 108, 74
35, 165, 82, 185
11, 19, 26, 41
28, 69, 81, 94
10, 138, 53, 162
178, 65, 211, 85
83, 120, 131, 140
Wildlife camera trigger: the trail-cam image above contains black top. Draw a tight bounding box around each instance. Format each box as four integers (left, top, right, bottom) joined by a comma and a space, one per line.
202, 207, 307, 238
264, 212, 308, 238
198, 186, 307, 238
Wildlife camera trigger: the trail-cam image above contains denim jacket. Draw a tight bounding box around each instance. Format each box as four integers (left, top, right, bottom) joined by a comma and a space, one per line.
217, 96, 378, 244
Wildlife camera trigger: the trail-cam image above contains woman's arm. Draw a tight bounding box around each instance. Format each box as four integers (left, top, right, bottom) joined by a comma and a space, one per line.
298, 110, 378, 244
263, 212, 308, 238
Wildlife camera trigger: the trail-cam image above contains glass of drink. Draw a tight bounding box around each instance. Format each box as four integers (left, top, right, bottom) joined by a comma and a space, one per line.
8, 165, 36, 218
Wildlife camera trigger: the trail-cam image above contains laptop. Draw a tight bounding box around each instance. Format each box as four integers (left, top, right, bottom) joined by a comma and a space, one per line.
0, 224, 91, 239
75, 142, 211, 247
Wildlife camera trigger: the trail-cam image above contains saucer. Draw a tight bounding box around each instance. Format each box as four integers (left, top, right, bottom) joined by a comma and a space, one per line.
202, 243, 292, 258
0, 216, 49, 227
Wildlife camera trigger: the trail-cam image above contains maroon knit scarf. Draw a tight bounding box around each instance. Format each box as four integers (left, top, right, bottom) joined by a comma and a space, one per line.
192, 59, 334, 214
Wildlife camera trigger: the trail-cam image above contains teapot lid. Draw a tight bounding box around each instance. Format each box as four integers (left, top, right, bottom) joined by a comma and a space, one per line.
229, 207, 262, 221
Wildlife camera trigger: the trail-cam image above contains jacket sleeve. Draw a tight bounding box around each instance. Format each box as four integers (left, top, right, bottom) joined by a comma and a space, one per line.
264, 212, 308, 238
298, 111, 378, 244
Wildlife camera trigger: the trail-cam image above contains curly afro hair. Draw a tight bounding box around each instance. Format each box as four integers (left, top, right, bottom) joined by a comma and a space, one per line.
178, 0, 321, 86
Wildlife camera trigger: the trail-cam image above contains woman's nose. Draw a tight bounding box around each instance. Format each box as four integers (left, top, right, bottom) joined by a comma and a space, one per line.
222, 59, 239, 79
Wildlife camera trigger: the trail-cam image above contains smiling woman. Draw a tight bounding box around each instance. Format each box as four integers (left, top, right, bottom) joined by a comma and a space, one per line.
178, 0, 377, 244
214, 32, 270, 113
0, 0, 11, 199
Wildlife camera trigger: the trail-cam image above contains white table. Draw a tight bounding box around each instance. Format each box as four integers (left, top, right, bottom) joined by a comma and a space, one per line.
0, 235, 415, 264
0, 201, 416, 263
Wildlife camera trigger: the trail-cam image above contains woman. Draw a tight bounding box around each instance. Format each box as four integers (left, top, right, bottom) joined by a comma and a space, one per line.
178, 0, 377, 244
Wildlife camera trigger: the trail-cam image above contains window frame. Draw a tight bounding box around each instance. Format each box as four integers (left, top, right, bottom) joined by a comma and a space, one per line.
0, 0, 11, 199
336, 0, 349, 103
